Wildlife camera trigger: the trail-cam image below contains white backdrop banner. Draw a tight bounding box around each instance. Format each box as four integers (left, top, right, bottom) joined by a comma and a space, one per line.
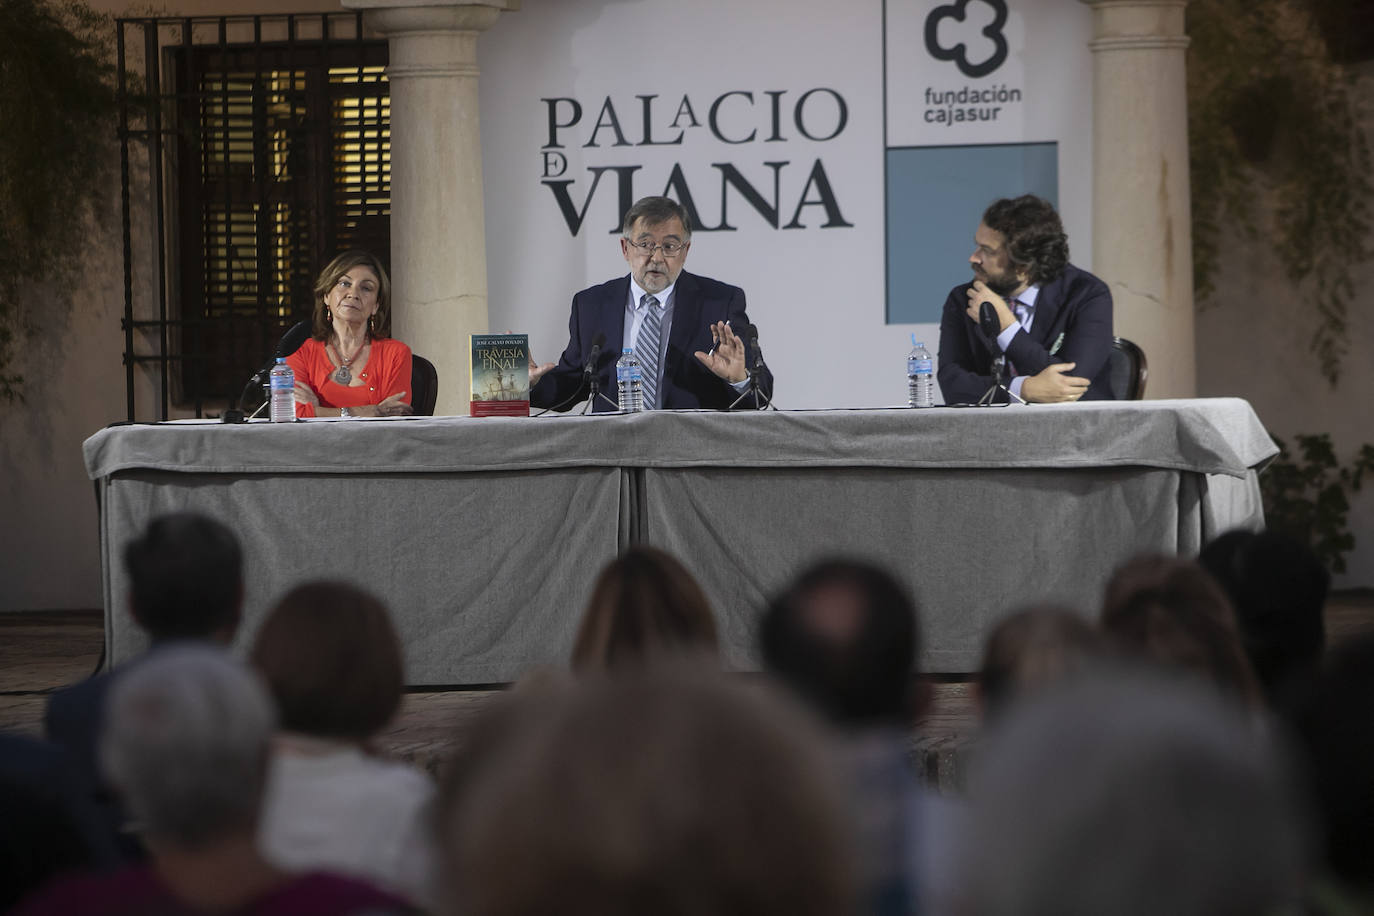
476, 0, 1093, 408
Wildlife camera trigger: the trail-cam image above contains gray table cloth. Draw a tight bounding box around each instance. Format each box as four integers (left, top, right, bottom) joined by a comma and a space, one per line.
84, 398, 1276, 681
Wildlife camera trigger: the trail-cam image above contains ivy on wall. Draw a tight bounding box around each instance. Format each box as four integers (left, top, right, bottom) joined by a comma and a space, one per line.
1188, 0, 1373, 386
0, 0, 116, 403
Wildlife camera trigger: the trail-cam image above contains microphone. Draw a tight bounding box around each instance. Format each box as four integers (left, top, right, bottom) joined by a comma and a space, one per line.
583, 331, 606, 381
978, 301, 1000, 340
273, 320, 312, 359
744, 323, 764, 370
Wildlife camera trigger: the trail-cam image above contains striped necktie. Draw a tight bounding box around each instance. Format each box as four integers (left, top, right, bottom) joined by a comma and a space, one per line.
636, 294, 663, 409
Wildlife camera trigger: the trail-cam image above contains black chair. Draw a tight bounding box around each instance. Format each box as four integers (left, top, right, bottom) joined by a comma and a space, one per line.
1106, 337, 1148, 400
411, 354, 439, 416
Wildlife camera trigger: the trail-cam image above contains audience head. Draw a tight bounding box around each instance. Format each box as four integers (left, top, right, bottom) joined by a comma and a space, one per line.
250, 581, 404, 742
100, 646, 275, 851
125, 512, 242, 643
1198, 528, 1328, 707
571, 547, 719, 672
439, 666, 854, 916
960, 670, 1308, 916
978, 604, 1104, 722
760, 558, 920, 728
980, 194, 1069, 286
311, 249, 392, 339
1290, 633, 1374, 896
1100, 554, 1260, 706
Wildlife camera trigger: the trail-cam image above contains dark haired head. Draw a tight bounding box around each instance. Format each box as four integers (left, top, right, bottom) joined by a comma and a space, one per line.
1198, 528, 1328, 708
981, 195, 1069, 285
760, 559, 920, 727
1101, 554, 1260, 707
124, 513, 242, 642
621, 196, 692, 237
310, 249, 392, 341
571, 547, 718, 671
978, 605, 1103, 722
250, 581, 403, 741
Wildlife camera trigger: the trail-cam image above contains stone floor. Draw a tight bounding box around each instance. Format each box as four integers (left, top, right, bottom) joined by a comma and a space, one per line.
4, 592, 1372, 789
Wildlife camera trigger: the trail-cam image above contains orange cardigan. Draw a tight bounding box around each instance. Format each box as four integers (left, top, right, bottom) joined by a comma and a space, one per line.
286, 337, 413, 418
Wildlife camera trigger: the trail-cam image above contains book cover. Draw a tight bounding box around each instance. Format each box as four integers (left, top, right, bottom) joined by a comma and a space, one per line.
470, 333, 530, 417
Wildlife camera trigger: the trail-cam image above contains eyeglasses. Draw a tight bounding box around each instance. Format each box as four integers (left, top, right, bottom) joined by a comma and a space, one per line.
625, 239, 688, 258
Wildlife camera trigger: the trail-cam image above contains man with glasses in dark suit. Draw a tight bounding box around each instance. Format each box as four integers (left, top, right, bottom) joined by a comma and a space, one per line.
530, 196, 773, 411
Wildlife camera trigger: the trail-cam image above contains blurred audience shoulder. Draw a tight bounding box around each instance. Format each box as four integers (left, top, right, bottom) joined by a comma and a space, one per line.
1100, 553, 1261, 708
43, 511, 246, 863
1290, 633, 1374, 914
977, 604, 1104, 723
571, 546, 720, 672
437, 663, 855, 916
959, 668, 1310, 916
1198, 528, 1329, 712
251, 581, 438, 910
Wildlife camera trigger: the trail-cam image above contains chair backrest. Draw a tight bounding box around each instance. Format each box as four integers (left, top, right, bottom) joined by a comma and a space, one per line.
411, 353, 439, 416
1106, 337, 1148, 400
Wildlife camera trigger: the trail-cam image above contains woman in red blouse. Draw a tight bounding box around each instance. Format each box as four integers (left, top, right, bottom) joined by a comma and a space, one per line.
287, 251, 414, 418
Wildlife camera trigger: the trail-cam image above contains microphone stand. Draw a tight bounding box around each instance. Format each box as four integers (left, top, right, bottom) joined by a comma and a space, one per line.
581, 367, 619, 415
222, 364, 273, 423
728, 331, 775, 410
975, 355, 1025, 406
533, 345, 617, 416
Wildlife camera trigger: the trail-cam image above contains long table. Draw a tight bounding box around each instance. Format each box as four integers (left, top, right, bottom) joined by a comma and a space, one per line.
83, 399, 1277, 682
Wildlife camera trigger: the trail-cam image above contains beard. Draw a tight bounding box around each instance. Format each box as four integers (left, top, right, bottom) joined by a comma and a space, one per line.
975, 266, 1022, 298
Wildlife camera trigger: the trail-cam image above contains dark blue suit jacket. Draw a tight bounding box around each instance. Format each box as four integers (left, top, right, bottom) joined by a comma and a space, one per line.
530, 271, 773, 411
936, 263, 1115, 405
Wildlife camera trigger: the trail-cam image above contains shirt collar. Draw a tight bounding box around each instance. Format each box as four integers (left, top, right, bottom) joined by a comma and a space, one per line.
1011, 283, 1041, 309
629, 275, 675, 310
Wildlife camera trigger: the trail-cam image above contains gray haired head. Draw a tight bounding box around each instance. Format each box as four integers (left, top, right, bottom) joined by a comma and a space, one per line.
959, 669, 1308, 916
100, 646, 276, 849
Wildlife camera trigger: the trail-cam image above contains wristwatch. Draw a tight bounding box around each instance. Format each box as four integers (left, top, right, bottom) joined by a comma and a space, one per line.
340, 407, 352, 419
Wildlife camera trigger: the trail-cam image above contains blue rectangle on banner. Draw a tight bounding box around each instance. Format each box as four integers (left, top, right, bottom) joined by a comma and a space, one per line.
885, 143, 1058, 324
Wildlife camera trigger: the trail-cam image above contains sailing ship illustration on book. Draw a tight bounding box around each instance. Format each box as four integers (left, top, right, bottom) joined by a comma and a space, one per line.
469, 333, 531, 417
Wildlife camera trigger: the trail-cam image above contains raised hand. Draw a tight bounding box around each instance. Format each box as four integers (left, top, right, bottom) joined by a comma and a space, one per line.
693, 320, 748, 383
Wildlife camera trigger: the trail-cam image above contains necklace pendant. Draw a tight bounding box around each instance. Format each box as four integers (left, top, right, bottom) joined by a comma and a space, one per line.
333, 366, 352, 385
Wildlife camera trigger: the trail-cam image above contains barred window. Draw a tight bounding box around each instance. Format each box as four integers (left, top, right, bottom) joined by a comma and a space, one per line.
118, 15, 390, 417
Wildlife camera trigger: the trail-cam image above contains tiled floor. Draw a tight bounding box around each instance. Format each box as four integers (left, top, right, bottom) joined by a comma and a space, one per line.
4, 592, 1372, 789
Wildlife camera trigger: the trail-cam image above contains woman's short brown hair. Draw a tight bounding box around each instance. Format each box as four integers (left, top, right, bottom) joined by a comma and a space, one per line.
1101, 554, 1260, 706
310, 249, 392, 341
571, 547, 719, 671
250, 581, 403, 740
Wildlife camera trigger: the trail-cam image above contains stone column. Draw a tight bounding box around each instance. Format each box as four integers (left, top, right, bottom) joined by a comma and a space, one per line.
341, 0, 517, 415
1080, 0, 1195, 398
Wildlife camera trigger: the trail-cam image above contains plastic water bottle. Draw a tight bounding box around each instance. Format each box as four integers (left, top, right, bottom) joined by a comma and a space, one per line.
616, 348, 645, 413
907, 336, 934, 408
269, 357, 295, 422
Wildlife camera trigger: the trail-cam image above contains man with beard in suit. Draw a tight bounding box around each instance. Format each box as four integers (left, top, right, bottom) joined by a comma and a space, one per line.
937, 194, 1114, 405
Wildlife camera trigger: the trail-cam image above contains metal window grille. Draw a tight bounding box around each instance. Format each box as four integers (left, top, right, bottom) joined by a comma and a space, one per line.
116, 14, 390, 420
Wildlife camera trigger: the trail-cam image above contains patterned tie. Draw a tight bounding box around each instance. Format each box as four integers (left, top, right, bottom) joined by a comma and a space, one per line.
1006, 298, 1025, 377
636, 294, 663, 409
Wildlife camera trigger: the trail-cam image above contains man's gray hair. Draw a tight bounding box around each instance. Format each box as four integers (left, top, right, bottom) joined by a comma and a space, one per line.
959, 669, 1308, 916
100, 646, 276, 849
620, 196, 692, 237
